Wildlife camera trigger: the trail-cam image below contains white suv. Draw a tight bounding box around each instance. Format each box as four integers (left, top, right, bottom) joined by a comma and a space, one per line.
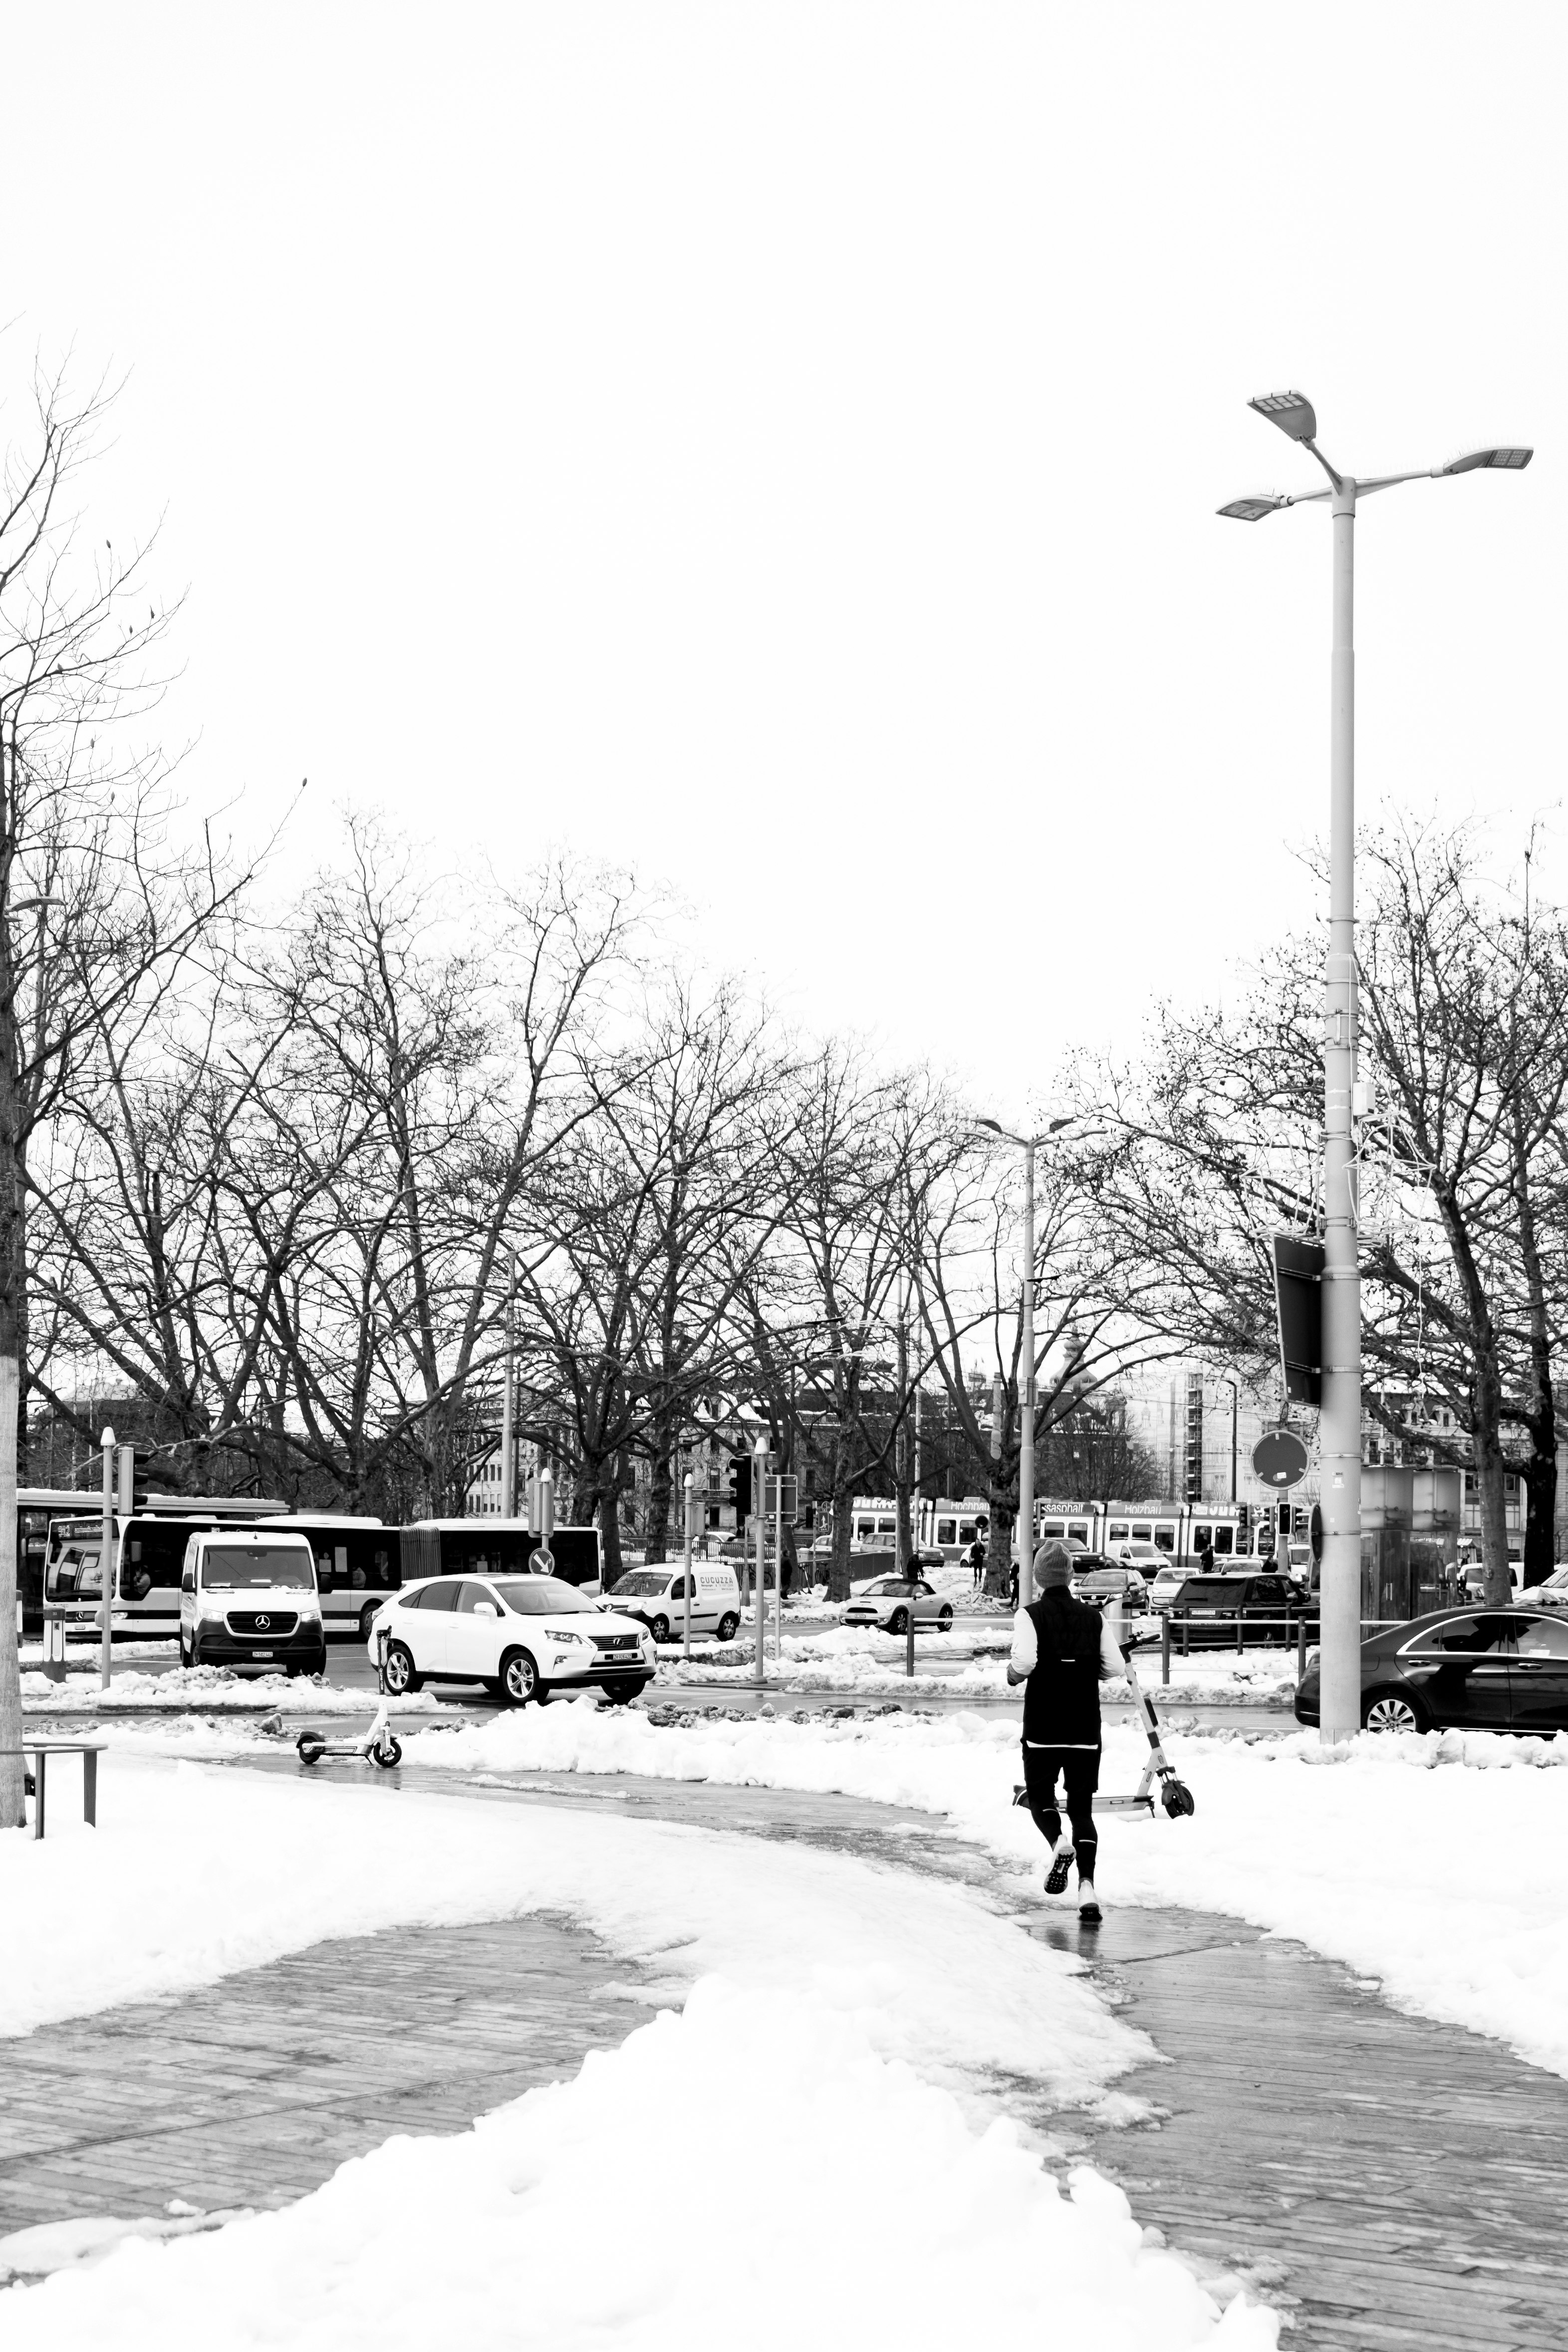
370, 1573, 656, 1706
180, 1530, 325, 1677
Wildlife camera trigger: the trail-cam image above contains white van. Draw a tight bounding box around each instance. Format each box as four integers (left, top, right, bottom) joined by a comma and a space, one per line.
604, 1561, 742, 1643
179, 1528, 325, 1677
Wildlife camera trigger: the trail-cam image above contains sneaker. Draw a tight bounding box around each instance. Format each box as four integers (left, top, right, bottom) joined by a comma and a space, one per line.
1045, 1845, 1073, 1895
1078, 1882, 1102, 1924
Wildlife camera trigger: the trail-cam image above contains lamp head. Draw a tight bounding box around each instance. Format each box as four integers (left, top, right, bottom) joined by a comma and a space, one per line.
1438, 446, 1533, 476
1218, 495, 1285, 522
1249, 389, 1317, 442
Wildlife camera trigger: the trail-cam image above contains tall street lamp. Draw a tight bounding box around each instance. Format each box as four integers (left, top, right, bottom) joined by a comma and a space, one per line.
974, 1115, 1074, 1606
1221, 392, 1531, 1742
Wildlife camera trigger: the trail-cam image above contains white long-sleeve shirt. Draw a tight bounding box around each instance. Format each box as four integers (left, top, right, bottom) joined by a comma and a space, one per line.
1011, 1608, 1126, 1748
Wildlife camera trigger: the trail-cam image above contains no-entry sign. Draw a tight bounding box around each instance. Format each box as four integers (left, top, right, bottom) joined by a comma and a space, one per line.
1252, 1427, 1309, 1489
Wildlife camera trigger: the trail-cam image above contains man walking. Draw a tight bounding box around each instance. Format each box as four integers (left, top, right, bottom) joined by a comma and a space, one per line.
964, 1527, 988, 1591
1008, 1540, 1124, 1923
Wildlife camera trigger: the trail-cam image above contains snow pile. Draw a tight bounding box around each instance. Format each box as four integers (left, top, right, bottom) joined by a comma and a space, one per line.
5, 1973, 1274, 2352
401, 1701, 1568, 2081
19, 1666, 436, 1716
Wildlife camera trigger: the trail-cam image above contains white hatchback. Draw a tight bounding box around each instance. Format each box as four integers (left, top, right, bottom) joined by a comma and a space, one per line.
368, 1573, 655, 1706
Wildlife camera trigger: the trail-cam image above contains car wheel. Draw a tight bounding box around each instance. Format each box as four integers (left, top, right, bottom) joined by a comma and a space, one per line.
383, 1640, 421, 1696
501, 1648, 538, 1706
888, 1608, 909, 1636
715, 1612, 740, 1643
1363, 1689, 1424, 1735
650, 1614, 670, 1643
937, 1607, 953, 1631
359, 1604, 381, 1643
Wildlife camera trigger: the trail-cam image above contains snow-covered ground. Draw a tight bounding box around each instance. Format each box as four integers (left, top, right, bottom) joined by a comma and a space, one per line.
366, 1698, 1568, 2082
0, 1756, 1275, 2348
656, 1624, 1296, 1705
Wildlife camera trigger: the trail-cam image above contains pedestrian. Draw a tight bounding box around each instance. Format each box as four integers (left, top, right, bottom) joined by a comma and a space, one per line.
964, 1529, 988, 1590
1008, 1539, 1125, 1924
1196, 1535, 1215, 1574
1007, 1554, 1020, 1613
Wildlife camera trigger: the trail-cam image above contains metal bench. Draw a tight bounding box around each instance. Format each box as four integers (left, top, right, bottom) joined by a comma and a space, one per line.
0, 1741, 105, 1838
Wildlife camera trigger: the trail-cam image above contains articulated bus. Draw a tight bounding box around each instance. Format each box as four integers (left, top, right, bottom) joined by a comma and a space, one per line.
42, 1501, 607, 1645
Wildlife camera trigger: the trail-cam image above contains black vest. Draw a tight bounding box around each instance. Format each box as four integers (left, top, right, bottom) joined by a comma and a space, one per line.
1022, 1588, 1104, 1746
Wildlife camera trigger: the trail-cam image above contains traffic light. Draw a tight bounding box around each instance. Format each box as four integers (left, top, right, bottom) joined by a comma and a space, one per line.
727, 1455, 752, 1519
116, 1445, 158, 1512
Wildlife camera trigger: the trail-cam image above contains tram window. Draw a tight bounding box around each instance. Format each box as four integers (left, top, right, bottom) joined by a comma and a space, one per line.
1108, 1523, 1130, 1544
1152, 1529, 1175, 1553
1212, 1527, 1234, 1556
1131, 1524, 1152, 1541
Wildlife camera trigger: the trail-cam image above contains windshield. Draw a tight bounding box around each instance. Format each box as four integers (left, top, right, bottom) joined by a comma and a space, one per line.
611, 1572, 671, 1596
493, 1577, 598, 1616
200, 1546, 316, 1591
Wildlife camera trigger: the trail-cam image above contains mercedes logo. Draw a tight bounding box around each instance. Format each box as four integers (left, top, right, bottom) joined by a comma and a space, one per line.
255, 1614, 271, 1631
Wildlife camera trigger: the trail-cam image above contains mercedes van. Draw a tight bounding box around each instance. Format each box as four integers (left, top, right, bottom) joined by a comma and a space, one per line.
179, 1528, 325, 1677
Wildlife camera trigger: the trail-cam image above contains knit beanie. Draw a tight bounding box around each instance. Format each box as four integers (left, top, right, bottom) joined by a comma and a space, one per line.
1033, 1542, 1073, 1590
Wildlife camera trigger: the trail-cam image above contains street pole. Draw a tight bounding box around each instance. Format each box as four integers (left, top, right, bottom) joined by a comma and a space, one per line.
774, 1457, 784, 1662
501, 1248, 517, 1520
753, 1434, 768, 1687
99, 1426, 114, 1691
1318, 475, 1362, 1744
682, 1472, 694, 1667
1222, 394, 1532, 1736
1019, 1140, 1036, 1609
540, 1464, 554, 1562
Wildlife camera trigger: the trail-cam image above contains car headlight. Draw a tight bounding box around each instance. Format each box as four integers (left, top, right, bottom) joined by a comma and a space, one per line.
551, 1628, 590, 1648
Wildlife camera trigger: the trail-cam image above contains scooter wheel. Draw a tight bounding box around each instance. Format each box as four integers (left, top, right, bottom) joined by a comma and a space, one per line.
1161, 1778, 1196, 1819
371, 1738, 403, 1770
295, 1733, 327, 1766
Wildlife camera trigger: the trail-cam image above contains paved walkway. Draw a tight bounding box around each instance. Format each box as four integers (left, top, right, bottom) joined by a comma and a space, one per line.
5, 1758, 1568, 2350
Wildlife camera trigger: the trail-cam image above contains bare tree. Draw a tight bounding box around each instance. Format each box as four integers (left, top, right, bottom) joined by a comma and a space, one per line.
0, 366, 256, 1828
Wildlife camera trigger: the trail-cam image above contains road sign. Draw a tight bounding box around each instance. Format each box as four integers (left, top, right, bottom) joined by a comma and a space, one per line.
763, 1475, 798, 1523
1252, 1428, 1309, 1489
1272, 1233, 1324, 1406
530, 1545, 555, 1573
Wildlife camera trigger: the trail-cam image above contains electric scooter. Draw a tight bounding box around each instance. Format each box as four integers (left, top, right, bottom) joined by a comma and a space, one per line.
1011, 1623, 1195, 1822
295, 1702, 403, 1771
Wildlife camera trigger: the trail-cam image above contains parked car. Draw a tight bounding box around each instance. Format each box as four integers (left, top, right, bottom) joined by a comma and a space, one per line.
1146, 1563, 1191, 1615
1073, 1561, 1149, 1612
1530, 1566, 1568, 1610
606, 1563, 742, 1644
179, 1528, 325, 1678
1295, 1605, 1568, 1734
843, 1575, 955, 1635
370, 1573, 655, 1705
1103, 1539, 1171, 1581
1165, 1571, 1310, 1648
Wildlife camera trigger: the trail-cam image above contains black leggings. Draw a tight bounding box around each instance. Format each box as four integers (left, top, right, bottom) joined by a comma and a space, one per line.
1022, 1744, 1100, 1881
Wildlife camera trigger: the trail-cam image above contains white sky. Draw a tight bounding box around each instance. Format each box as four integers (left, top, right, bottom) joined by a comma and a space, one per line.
5, 2, 1562, 1111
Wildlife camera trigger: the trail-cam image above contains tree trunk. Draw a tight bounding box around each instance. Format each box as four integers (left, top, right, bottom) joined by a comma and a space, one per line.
985, 1486, 1014, 1601
0, 1353, 21, 1828
1521, 1450, 1557, 1589
1473, 1410, 1513, 1609
645, 1440, 673, 1566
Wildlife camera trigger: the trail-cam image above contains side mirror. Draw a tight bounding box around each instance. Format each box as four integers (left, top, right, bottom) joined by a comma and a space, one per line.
474, 1601, 499, 1619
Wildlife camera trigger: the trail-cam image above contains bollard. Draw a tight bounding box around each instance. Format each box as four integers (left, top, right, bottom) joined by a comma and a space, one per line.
1161, 1609, 1171, 1687
1298, 1611, 1307, 1684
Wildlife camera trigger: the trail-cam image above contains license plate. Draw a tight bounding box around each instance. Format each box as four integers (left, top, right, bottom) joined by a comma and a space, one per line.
252, 1650, 273, 1660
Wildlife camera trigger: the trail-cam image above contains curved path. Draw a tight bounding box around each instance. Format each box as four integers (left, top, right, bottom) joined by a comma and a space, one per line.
4, 1757, 1568, 2351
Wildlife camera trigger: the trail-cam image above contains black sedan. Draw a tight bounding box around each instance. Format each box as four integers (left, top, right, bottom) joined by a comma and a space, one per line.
1294, 1606, 1568, 1734
1165, 1571, 1310, 1649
